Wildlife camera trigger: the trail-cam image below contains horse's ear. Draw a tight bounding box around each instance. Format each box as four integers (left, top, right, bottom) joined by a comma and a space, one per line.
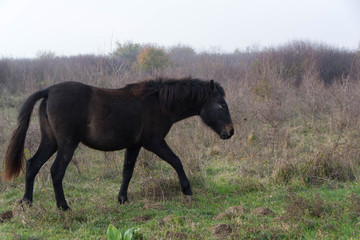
209, 80, 215, 92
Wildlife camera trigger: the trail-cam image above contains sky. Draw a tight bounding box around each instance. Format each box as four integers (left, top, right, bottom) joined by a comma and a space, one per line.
0, 0, 359, 58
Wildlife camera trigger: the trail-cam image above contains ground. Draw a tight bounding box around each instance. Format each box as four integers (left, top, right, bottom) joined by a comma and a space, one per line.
1, 162, 360, 239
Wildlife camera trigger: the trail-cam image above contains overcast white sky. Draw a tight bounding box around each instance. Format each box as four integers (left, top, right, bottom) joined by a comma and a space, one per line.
0, 0, 359, 58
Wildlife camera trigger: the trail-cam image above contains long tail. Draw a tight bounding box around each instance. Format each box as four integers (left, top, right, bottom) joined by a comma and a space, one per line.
4, 89, 48, 180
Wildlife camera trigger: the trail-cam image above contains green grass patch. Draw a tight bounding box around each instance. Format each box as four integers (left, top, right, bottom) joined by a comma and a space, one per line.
1, 164, 360, 239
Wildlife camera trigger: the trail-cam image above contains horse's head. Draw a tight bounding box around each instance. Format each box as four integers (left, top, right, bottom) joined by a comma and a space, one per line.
200, 80, 234, 139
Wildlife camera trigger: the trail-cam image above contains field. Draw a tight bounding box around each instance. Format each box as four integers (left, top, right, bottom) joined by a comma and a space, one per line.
1, 41, 360, 239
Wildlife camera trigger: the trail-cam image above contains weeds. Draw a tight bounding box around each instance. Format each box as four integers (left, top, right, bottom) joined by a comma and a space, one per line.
106, 225, 142, 240
347, 193, 360, 219
283, 190, 344, 221
0, 41, 360, 239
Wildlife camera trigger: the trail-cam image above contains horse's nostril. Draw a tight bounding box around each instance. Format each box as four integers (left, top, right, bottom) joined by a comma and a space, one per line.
230, 128, 234, 136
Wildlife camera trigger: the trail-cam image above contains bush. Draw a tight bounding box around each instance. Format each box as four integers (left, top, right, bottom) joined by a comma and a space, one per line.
317, 45, 355, 84
135, 46, 170, 72
263, 40, 357, 85
113, 41, 142, 66
168, 45, 196, 63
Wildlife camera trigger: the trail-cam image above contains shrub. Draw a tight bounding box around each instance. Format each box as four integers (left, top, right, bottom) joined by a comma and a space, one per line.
168, 45, 196, 63
113, 41, 142, 66
36, 51, 56, 59
135, 46, 169, 72
317, 45, 355, 84
301, 146, 357, 185
284, 191, 331, 220
0, 59, 10, 88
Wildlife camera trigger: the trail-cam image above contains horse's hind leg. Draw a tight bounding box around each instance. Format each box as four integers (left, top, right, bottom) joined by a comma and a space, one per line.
23, 141, 57, 203
50, 142, 78, 210
23, 99, 57, 204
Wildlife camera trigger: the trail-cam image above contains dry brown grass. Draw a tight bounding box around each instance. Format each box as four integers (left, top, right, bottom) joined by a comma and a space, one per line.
1, 45, 360, 239
0, 43, 359, 191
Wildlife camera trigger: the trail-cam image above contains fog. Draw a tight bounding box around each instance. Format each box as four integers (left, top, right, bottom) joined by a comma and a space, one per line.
0, 0, 359, 58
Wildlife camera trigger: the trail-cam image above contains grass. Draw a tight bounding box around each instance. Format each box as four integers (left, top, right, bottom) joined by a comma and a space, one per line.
1, 99, 360, 239
1, 52, 360, 239
1, 150, 360, 239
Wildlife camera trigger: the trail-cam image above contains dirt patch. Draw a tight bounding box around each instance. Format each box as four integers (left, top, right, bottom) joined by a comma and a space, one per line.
165, 231, 188, 240
273, 215, 287, 222
0, 211, 13, 223
158, 214, 187, 226
215, 205, 249, 220
132, 215, 151, 222
159, 214, 173, 224
226, 205, 249, 214
210, 223, 233, 239
251, 207, 275, 216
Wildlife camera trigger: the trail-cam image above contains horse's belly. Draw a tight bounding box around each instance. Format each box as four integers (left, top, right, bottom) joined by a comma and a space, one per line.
81, 137, 129, 151
82, 124, 137, 151
83, 109, 143, 151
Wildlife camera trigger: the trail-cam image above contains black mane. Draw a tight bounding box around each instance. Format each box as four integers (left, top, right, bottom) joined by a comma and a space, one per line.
125, 77, 225, 113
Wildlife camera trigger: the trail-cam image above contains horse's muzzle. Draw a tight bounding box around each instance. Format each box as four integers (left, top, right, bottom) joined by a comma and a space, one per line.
220, 124, 234, 139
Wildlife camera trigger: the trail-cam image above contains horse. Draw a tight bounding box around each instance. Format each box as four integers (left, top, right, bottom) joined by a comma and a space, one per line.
4, 77, 234, 210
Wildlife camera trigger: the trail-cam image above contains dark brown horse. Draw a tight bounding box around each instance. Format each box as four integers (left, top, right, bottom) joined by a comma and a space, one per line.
4, 78, 234, 210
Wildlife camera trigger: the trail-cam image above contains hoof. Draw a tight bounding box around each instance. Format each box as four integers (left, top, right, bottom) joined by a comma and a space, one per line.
58, 205, 71, 211
118, 196, 128, 205
182, 186, 193, 196
17, 199, 32, 207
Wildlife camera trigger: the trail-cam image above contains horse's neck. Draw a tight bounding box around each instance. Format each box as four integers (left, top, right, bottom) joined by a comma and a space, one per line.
171, 99, 203, 123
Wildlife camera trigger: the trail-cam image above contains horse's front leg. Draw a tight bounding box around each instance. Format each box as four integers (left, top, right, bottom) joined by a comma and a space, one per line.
144, 140, 193, 199
118, 146, 141, 204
